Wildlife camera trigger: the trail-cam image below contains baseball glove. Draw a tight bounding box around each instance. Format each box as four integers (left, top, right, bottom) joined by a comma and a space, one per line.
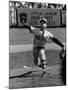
59, 47, 66, 59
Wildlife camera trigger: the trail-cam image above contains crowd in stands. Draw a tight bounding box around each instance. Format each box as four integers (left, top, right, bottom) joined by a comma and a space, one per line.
9, 1, 66, 10
9, 1, 66, 26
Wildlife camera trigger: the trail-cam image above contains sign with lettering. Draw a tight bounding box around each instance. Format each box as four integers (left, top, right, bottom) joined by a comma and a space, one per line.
17, 8, 61, 27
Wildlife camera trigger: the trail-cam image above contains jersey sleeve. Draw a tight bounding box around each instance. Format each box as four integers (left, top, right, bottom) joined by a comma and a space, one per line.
44, 31, 53, 39
31, 27, 43, 36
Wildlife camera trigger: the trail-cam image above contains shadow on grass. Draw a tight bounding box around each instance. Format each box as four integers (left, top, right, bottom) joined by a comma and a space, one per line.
9, 71, 50, 79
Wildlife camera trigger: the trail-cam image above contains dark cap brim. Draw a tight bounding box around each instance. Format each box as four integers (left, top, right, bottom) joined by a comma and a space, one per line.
40, 20, 47, 23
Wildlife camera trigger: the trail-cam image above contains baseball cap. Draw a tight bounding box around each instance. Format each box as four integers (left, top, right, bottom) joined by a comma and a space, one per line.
40, 18, 47, 23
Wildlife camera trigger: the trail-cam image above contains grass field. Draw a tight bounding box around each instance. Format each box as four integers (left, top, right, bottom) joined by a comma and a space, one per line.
9, 50, 63, 89
9, 28, 66, 45
9, 50, 61, 69
9, 27, 66, 89
9, 73, 63, 89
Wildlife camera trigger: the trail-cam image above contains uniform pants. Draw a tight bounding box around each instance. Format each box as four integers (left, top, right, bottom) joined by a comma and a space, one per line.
33, 47, 46, 69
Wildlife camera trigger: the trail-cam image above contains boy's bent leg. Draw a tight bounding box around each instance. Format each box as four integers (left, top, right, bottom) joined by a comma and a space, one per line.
39, 48, 46, 70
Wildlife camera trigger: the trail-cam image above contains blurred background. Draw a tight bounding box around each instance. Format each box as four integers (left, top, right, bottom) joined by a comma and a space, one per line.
9, 1, 66, 27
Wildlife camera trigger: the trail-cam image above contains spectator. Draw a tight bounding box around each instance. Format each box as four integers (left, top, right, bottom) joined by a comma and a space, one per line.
25, 2, 29, 8
33, 2, 39, 8
62, 4, 66, 10
9, 1, 13, 7
48, 4, 55, 9
21, 1, 26, 8
39, 3, 46, 8
45, 3, 48, 8
38, 3, 42, 8
29, 2, 33, 8
56, 4, 63, 9
15, 2, 20, 8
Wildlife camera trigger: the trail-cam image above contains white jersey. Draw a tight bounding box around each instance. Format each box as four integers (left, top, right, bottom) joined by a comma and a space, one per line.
31, 26, 53, 48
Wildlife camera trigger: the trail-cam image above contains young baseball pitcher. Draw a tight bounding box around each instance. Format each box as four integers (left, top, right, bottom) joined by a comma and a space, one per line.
21, 16, 65, 75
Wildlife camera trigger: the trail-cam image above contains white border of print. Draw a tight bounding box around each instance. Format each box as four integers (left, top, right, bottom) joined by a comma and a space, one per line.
0, 0, 68, 90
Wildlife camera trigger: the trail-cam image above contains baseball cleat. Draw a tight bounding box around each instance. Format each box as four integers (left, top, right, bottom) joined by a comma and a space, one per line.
42, 68, 46, 76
